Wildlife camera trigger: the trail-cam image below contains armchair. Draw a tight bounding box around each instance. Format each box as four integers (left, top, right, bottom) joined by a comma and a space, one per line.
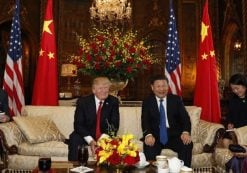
214, 126, 247, 173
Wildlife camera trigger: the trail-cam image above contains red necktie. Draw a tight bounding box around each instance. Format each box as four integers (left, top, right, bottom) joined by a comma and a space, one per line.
96, 101, 103, 140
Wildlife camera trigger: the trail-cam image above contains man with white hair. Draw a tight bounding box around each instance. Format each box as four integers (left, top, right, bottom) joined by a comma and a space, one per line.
68, 77, 120, 161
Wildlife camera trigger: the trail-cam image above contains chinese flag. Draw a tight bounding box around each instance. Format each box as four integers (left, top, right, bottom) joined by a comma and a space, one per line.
193, 0, 221, 123
32, 0, 58, 105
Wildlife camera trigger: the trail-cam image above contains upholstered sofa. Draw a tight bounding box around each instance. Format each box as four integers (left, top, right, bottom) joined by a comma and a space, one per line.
0, 105, 223, 171
214, 126, 247, 173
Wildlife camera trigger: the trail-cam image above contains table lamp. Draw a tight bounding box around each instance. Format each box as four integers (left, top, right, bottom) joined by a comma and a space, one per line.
60, 64, 77, 97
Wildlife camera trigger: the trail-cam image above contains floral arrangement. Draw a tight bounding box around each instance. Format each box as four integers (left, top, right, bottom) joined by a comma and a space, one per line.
69, 27, 156, 81
95, 133, 140, 167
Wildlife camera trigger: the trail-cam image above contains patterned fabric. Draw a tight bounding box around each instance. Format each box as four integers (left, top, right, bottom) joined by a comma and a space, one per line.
185, 106, 201, 142
21, 106, 75, 138
197, 120, 224, 146
7, 154, 40, 170
214, 148, 233, 172
13, 116, 65, 144
235, 126, 247, 145
192, 153, 214, 168
0, 122, 26, 146
192, 142, 204, 155
18, 141, 67, 157
7, 154, 67, 170
117, 107, 142, 139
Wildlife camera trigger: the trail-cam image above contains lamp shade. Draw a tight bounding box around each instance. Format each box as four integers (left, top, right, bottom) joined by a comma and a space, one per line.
61, 64, 77, 77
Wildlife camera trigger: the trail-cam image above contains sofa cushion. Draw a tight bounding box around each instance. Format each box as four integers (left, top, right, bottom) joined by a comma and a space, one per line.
21, 106, 76, 139
234, 126, 247, 145
18, 141, 68, 157
13, 116, 65, 144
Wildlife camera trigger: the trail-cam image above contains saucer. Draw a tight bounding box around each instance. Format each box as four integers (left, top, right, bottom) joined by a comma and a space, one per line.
135, 161, 150, 169
70, 166, 93, 173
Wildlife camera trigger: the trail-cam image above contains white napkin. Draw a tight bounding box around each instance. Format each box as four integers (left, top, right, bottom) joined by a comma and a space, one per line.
70, 166, 93, 173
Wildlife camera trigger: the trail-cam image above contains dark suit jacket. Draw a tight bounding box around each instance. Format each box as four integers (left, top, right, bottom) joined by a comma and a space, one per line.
141, 94, 191, 140
73, 94, 120, 139
226, 95, 247, 128
0, 89, 9, 116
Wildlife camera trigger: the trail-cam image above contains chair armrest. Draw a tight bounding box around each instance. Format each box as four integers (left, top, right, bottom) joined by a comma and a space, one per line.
0, 121, 26, 152
214, 148, 233, 169
0, 121, 26, 169
197, 120, 224, 148
0, 121, 26, 147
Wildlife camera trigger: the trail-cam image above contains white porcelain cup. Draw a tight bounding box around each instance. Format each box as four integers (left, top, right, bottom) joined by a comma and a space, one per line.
156, 155, 168, 169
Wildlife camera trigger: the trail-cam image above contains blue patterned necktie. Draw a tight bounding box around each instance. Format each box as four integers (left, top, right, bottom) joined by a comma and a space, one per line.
159, 99, 168, 145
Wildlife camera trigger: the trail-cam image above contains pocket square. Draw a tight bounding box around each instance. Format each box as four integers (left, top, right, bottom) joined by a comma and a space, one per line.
229, 144, 246, 153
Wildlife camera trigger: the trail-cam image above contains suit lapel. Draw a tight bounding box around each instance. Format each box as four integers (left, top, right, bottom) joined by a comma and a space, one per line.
166, 95, 172, 122
101, 97, 111, 119
88, 95, 97, 121
150, 95, 160, 118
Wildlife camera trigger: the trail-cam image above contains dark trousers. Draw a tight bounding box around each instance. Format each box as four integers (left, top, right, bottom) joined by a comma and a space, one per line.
143, 136, 193, 167
68, 132, 87, 161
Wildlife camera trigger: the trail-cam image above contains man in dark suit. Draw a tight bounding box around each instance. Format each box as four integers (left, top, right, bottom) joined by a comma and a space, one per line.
68, 77, 120, 161
0, 89, 10, 122
141, 75, 193, 167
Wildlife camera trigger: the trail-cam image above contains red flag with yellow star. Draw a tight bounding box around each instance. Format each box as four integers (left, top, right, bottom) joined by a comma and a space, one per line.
32, 0, 58, 105
193, 0, 221, 123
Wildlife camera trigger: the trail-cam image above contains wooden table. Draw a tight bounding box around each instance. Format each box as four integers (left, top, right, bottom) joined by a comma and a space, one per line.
32, 161, 157, 173
32, 161, 216, 173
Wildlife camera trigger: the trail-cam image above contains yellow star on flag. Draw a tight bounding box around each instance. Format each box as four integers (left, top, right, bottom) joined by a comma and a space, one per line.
47, 52, 54, 59
39, 49, 45, 56
201, 22, 209, 42
201, 53, 208, 60
210, 50, 215, 57
43, 20, 53, 34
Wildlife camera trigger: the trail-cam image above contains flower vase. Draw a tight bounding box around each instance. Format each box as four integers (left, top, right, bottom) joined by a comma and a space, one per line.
109, 79, 128, 100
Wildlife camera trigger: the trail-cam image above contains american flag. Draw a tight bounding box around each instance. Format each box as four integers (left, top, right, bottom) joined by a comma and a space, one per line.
164, 0, 181, 96
3, 0, 25, 117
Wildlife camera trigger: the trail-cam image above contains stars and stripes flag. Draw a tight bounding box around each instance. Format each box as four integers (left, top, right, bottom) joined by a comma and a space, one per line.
3, 0, 25, 117
193, 0, 221, 123
165, 0, 182, 96
32, 0, 58, 105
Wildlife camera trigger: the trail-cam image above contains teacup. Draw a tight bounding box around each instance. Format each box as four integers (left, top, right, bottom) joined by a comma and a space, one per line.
156, 155, 168, 169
